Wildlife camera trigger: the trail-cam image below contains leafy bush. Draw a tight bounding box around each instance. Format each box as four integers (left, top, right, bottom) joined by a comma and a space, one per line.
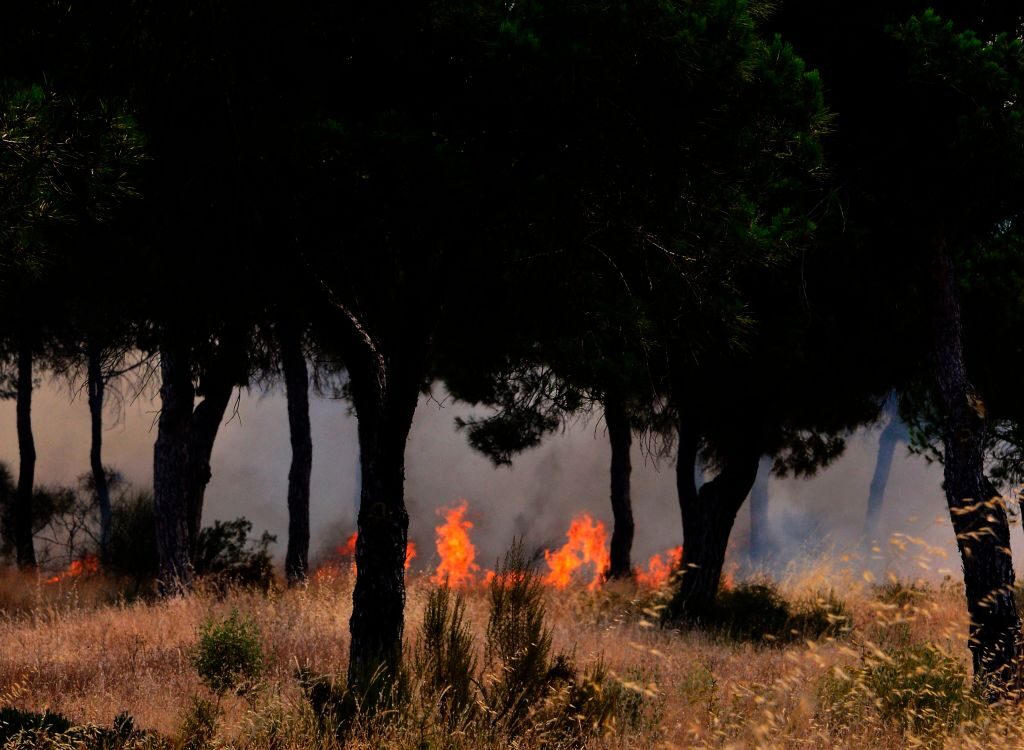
194, 518, 276, 591
819, 643, 982, 737
107, 490, 160, 588
177, 697, 218, 750
414, 585, 477, 729
191, 609, 264, 698
709, 581, 850, 643
875, 580, 931, 608
710, 582, 791, 641
0, 708, 166, 749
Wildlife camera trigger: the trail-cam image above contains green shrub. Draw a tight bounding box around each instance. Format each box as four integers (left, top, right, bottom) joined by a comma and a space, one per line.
414, 585, 477, 729
710, 581, 791, 642
191, 609, 264, 698
788, 591, 852, 640
875, 580, 931, 608
107, 490, 160, 590
482, 541, 557, 734
819, 643, 982, 738
177, 697, 218, 750
0, 707, 73, 745
194, 518, 276, 591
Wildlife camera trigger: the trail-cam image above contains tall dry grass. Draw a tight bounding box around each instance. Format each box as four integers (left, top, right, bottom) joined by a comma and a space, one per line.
2, 560, 1024, 748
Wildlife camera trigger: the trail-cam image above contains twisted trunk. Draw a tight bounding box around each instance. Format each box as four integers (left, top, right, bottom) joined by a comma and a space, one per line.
605, 395, 634, 579
281, 327, 312, 585
153, 348, 194, 592
185, 378, 234, 562
929, 234, 1020, 696
87, 343, 113, 565
668, 420, 760, 621
13, 341, 35, 569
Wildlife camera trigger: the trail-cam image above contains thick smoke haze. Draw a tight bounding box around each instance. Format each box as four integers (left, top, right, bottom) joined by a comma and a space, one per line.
0, 379, 1019, 580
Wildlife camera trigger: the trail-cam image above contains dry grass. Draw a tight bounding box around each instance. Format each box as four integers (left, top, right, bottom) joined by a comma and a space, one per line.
3, 562, 1024, 748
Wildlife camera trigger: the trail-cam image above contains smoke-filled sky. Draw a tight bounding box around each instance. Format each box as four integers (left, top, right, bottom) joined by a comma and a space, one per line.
0, 378, 1019, 580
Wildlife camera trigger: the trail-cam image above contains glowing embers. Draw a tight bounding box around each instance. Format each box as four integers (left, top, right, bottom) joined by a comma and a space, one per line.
45, 554, 100, 585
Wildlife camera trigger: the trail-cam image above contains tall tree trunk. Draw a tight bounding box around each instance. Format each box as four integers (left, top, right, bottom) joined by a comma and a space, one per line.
185, 379, 234, 563
153, 348, 194, 593
13, 341, 35, 569
87, 343, 113, 565
929, 233, 1020, 696
863, 406, 904, 544
605, 395, 634, 579
347, 359, 420, 700
668, 420, 760, 621
281, 327, 312, 585
748, 455, 773, 565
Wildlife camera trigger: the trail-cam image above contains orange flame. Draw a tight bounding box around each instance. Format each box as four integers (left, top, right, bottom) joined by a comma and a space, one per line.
635, 545, 683, 588
45, 554, 100, 585
721, 562, 738, 592
543, 513, 610, 590
431, 501, 480, 588
313, 531, 416, 582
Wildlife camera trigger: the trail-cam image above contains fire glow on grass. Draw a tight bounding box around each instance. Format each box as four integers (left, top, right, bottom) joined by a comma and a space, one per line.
45, 555, 100, 585
317, 500, 697, 591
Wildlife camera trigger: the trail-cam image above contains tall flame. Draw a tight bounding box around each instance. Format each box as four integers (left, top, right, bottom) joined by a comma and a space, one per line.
635, 546, 683, 588
543, 513, 610, 590
431, 501, 480, 588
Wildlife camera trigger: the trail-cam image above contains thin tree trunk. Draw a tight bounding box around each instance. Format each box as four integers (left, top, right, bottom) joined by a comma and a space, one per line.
929, 233, 1020, 696
153, 348, 194, 593
668, 420, 760, 621
748, 455, 773, 565
13, 340, 35, 569
281, 326, 312, 585
605, 395, 634, 579
863, 407, 903, 544
185, 379, 234, 563
87, 343, 113, 565
347, 360, 419, 700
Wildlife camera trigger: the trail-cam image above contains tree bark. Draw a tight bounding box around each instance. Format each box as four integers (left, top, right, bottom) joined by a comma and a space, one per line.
347, 358, 420, 700
87, 343, 113, 565
748, 455, 773, 565
668, 420, 760, 621
153, 348, 194, 592
281, 326, 312, 585
13, 340, 35, 569
604, 395, 634, 579
185, 378, 234, 563
929, 233, 1021, 696
863, 405, 904, 544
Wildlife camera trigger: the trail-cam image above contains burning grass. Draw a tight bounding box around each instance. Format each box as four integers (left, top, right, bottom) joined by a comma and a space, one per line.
5, 561, 1024, 748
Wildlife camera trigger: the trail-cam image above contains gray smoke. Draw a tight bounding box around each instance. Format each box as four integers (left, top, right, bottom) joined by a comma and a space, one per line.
0, 378, 1013, 581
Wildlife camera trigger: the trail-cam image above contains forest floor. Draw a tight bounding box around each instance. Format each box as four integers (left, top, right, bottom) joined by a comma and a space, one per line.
0, 562, 1022, 749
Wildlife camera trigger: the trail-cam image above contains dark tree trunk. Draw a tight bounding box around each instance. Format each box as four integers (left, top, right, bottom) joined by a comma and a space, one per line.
929, 234, 1020, 696
605, 395, 634, 579
185, 378, 234, 563
153, 348, 194, 592
347, 359, 420, 699
281, 327, 312, 585
87, 343, 113, 565
13, 341, 35, 569
668, 421, 760, 621
748, 455, 773, 564
863, 408, 904, 544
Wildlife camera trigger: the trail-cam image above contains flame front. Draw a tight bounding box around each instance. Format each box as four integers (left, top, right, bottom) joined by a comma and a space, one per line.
431, 501, 480, 588
635, 545, 683, 588
45, 554, 100, 585
543, 513, 610, 590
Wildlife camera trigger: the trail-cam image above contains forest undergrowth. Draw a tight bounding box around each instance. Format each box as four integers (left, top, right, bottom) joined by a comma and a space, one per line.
0, 552, 1021, 749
